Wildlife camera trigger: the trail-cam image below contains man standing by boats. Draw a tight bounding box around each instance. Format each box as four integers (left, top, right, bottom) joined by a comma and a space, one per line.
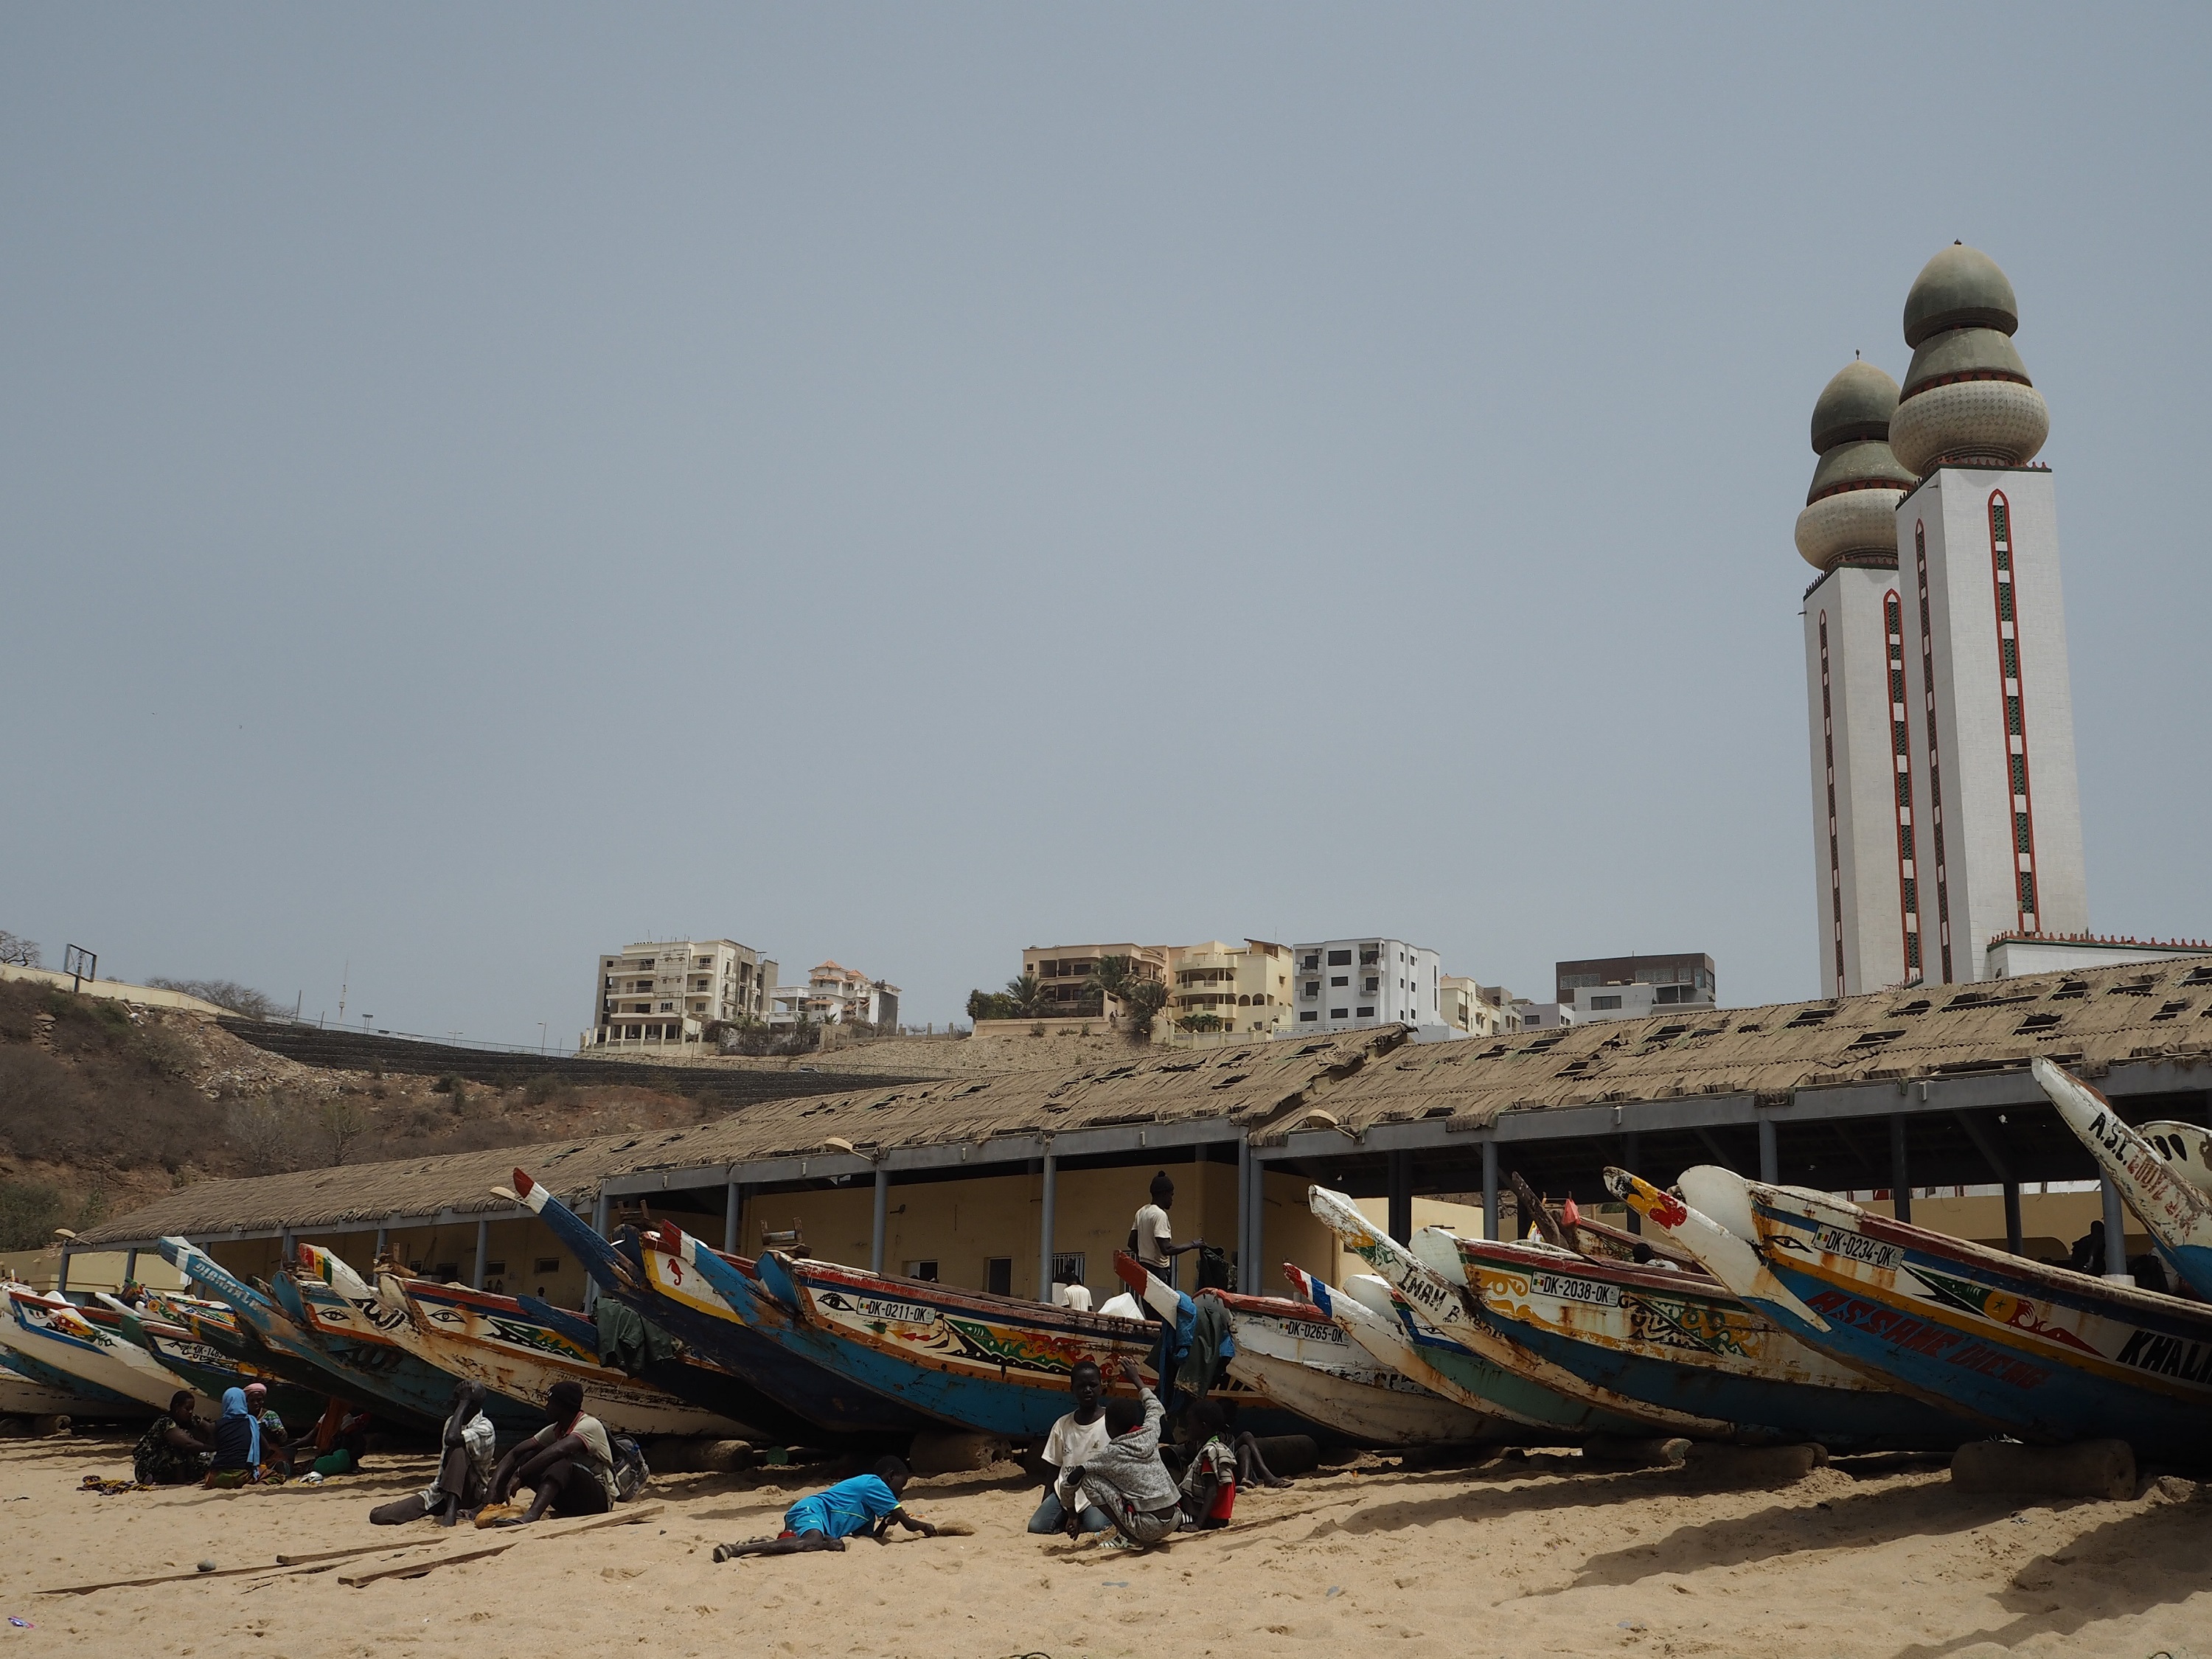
1134, 1172, 1205, 1293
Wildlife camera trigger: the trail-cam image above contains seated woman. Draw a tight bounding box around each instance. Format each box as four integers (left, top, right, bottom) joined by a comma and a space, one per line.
483, 1380, 617, 1525
132, 1391, 212, 1486
206, 1387, 278, 1487
242, 1383, 293, 1479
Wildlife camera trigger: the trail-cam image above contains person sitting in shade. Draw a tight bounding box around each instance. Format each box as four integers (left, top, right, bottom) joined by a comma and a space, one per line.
241, 1383, 293, 1479
712, 1455, 938, 1559
206, 1387, 276, 1487
1053, 1360, 1182, 1550
1026, 1360, 1113, 1536
483, 1380, 617, 1524
371, 1380, 495, 1526
132, 1391, 212, 1486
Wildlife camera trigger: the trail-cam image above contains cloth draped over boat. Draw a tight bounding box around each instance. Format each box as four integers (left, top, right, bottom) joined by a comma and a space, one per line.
1175, 1295, 1235, 1397
594, 1299, 679, 1376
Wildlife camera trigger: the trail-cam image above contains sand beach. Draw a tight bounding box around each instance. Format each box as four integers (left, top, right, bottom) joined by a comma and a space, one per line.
2, 1436, 2207, 1659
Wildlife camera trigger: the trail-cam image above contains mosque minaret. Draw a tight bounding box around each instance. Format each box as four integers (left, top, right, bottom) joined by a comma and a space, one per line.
1798, 244, 2087, 994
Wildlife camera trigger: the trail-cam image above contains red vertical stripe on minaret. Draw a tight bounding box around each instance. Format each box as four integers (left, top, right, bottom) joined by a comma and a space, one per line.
1819, 610, 1844, 996
1916, 522, 1954, 983
1989, 490, 2041, 933
1885, 591, 1921, 981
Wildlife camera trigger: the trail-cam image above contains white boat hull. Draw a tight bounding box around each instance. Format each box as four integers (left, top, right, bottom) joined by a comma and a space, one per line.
1223, 1306, 1495, 1446
4, 1289, 214, 1414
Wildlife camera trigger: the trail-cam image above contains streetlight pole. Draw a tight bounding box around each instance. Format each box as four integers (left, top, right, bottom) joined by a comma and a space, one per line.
537, 1021, 547, 1054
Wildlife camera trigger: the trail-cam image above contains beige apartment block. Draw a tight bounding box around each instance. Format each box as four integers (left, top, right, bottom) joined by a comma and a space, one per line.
1440, 976, 1520, 1037
1020, 943, 1168, 1015
1166, 939, 1296, 1037
585, 939, 776, 1051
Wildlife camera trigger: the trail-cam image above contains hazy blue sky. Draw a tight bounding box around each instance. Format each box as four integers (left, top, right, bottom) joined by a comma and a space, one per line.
5, 7, 2209, 1043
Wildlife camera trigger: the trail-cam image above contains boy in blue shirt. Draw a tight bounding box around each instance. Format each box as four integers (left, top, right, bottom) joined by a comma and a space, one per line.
713, 1455, 938, 1559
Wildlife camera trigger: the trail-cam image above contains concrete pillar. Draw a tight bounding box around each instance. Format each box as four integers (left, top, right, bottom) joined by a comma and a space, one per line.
1758, 1116, 1778, 1183
1038, 1151, 1058, 1303
122, 1248, 138, 1288
585, 1190, 611, 1313
1619, 1133, 1642, 1235
1387, 1150, 1413, 1244
2003, 1180, 2023, 1256
2101, 1173, 2129, 1279
723, 1180, 741, 1256
1247, 1153, 1267, 1291
55, 1248, 70, 1295
470, 1218, 489, 1290
1482, 1140, 1500, 1242
279, 1228, 294, 1271
1889, 1116, 1913, 1225
871, 1166, 889, 1276
374, 1224, 389, 1262
1234, 1138, 1252, 1293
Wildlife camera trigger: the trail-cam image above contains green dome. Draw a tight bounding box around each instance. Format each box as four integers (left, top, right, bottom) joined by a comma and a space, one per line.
1903, 243, 2020, 347
1806, 439, 1917, 504
1809, 360, 1899, 453
1901, 327, 2031, 400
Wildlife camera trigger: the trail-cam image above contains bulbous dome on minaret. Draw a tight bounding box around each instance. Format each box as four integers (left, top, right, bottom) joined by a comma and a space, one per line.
1889, 242, 2048, 475
1795, 359, 1916, 571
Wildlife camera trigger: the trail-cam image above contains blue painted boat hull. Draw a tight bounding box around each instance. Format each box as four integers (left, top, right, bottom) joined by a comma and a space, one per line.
514, 1174, 930, 1437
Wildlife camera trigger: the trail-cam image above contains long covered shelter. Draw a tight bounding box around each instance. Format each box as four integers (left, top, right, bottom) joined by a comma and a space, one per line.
71, 955, 2212, 1298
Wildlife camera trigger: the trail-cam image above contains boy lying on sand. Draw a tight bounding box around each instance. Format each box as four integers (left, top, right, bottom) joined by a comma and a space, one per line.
713, 1456, 939, 1559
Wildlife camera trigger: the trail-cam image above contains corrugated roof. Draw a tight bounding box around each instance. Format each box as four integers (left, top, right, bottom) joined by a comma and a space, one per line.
74, 954, 2212, 1245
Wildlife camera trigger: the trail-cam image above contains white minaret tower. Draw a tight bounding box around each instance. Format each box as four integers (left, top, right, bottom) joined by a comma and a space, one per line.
1890, 244, 2087, 981
1798, 362, 1923, 995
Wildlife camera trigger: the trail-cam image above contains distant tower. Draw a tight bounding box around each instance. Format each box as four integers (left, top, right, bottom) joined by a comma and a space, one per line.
1798, 361, 1922, 995
1891, 245, 2087, 980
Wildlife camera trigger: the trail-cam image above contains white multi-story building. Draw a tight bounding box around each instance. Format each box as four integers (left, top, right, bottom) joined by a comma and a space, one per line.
1289, 938, 1442, 1033
587, 939, 776, 1048
771, 960, 901, 1029
1798, 244, 2087, 993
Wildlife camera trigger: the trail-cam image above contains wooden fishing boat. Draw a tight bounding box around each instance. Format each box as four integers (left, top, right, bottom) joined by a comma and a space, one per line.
1306, 1185, 1708, 1439
91, 1295, 327, 1427
1107, 1251, 1485, 1444
0, 1346, 144, 1416
271, 1257, 541, 1433
1607, 1165, 2212, 1455
508, 1169, 928, 1439
2140, 1119, 2212, 1194
1444, 1228, 1972, 1450
1200, 1279, 1495, 1447
730, 1244, 1186, 1438
158, 1236, 448, 1430
1281, 1265, 1518, 1427
351, 1256, 748, 1438
2036, 1058, 2212, 1297
2, 1286, 208, 1413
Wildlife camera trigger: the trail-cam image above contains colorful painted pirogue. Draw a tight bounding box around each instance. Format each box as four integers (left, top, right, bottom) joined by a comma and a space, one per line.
2, 1285, 197, 1413
330, 1249, 747, 1439
2140, 1119, 2212, 1194
509, 1169, 930, 1439
2036, 1058, 2212, 1297
93, 1294, 327, 1426
1608, 1166, 2212, 1456
1111, 1253, 1495, 1447
1305, 1185, 1703, 1439
1282, 1264, 1516, 1431
1441, 1226, 1974, 1450
0, 1330, 147, 1416
159, 1235, 451, 1430
727, 1243, 1178, 1438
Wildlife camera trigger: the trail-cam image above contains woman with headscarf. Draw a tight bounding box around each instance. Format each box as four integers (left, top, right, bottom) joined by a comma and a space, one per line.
483, 1380, 617, 1525
371, 1380, 495, 1526
131, 1391, 212, 1486
206, 1386, 269, 1487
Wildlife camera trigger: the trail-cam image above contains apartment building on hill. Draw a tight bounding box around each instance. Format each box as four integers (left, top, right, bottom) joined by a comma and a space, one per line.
1291, 938, 1443, 1033
1019, 944, 1169, 1015
1166, 939, 1295, 1037
587, 939, 776, 1049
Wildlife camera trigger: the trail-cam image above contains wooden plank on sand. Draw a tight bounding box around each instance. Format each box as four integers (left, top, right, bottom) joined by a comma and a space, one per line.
337, 1503, 664, 1587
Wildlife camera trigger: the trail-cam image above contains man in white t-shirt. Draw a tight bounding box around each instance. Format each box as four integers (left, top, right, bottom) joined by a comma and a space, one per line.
1025, 1360, 1113, 1535
1133, 1171, 1205, 1291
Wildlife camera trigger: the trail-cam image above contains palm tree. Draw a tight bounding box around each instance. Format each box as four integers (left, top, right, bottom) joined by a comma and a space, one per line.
1004, 973, 1044, 1018
1085, 956, 1168, 1040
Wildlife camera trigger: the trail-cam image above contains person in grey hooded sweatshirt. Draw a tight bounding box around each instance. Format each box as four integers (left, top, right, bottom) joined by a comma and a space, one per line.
1053, 1360, 1183, 1548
